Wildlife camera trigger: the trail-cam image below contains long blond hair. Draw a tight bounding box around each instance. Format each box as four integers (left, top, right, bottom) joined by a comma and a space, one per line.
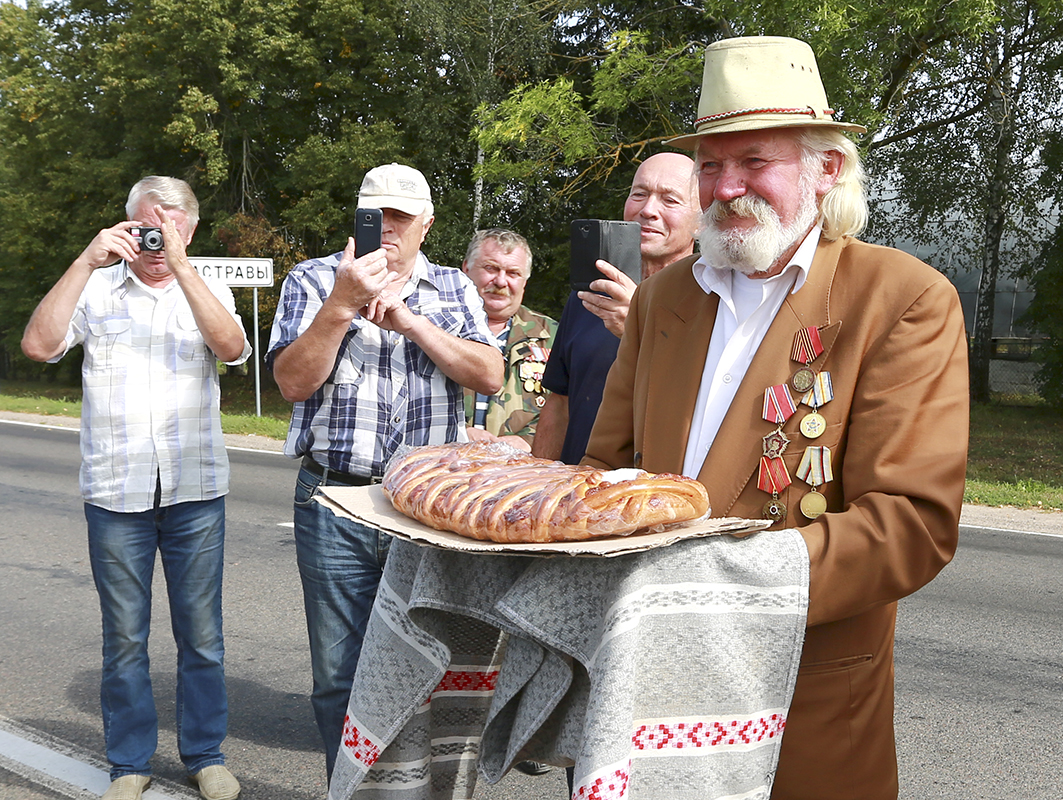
797, 129, 867, 240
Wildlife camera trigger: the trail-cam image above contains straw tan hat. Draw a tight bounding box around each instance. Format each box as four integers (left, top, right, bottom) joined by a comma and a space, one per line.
667, 36, 866, 149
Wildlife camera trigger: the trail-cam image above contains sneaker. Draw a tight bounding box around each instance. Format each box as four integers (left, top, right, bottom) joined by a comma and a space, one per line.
190, 764, 241, 800
514, 760, 552, 776
101, 774, 150, 800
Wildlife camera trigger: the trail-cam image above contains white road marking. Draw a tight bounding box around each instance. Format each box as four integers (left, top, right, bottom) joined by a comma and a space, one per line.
0, 719, 190, 798
961, 524, 1063, 539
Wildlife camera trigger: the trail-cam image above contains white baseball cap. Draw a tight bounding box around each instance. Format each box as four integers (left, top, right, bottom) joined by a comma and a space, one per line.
357, 163, 433, 216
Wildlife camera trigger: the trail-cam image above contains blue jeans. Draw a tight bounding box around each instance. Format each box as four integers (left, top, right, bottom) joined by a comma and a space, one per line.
293, 464, 391, 780
85, 497, 228, 780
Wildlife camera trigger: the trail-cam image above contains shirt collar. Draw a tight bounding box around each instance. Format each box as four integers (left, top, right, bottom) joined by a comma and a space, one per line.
693, 225, 822, 300
398, 251, 430, 300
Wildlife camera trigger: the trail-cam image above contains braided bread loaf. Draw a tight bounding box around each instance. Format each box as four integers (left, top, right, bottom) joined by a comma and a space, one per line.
382, 441, 710, 543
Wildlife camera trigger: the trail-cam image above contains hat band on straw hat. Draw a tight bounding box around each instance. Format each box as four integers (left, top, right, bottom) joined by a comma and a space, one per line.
696, 106, 836, 126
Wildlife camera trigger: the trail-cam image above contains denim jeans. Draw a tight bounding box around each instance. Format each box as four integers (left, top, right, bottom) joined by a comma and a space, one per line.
293, 464, 391, 780
84, 496, 228, 780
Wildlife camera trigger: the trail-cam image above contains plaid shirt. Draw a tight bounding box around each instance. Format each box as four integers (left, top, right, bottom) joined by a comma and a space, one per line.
52, 263, 251, 513
266, 252, 495, 479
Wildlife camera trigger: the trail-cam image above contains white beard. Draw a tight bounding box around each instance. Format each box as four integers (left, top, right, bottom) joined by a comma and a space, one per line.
697, 186, 819, 275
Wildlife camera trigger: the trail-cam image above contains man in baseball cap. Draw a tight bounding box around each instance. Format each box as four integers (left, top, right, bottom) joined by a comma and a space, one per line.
356, 162, 433, 216
267, 162, 502, 780
583, 36, 969, 799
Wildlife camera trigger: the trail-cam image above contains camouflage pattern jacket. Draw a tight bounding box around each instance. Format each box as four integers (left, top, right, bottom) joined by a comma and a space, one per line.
464, 305, 558, 446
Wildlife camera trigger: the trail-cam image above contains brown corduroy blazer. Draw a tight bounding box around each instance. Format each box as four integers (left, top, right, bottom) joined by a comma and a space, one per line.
584, 236, 969, 800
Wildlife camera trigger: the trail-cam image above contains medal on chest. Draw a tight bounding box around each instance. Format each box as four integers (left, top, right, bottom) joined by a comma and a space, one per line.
790, 325, 823, 394
798, 370, 833, 440
759, 384, 797, 522
519, 359, 546, 395
754, 325, 833, 523
796, 445, 833, 519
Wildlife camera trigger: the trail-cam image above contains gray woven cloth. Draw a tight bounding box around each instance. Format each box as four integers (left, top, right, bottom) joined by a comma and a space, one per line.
329, 530, 808, 800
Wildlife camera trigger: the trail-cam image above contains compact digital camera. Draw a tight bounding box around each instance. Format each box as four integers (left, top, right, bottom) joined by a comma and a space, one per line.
130, 226, 164, 251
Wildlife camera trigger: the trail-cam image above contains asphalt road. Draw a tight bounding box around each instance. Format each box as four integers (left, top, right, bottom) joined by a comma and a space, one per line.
1, 418, 1061, 799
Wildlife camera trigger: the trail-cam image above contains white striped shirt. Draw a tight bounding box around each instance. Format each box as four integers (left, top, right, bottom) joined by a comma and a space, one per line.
52, 263, 251, 512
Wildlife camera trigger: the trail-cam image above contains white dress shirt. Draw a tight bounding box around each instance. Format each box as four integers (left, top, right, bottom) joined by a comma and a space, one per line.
681, 228, 822, 478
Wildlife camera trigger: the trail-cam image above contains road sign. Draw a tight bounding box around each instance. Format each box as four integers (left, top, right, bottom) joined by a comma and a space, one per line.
187, 257, 275, 416
188, 257, 274, 288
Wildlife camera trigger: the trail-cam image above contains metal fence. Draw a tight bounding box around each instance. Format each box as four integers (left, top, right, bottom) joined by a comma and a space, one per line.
986, 337, 1043, 400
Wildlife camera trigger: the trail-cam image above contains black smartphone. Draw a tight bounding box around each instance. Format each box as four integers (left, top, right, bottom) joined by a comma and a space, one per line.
354, 207, 383, 257
569, 219, 642, 292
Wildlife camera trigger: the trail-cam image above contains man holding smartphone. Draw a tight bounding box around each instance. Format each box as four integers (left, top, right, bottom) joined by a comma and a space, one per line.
532, 152, 700, 464
266, 162, 503, 781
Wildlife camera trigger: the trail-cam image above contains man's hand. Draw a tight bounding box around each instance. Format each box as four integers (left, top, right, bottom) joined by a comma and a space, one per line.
22, 219, 142, 362
156, 205, 193, 280
360, 288, 415, 333
332, 237, 394, 317
466, 427, 532, 452
577, 259, 638, 338
77, 221, 142, 270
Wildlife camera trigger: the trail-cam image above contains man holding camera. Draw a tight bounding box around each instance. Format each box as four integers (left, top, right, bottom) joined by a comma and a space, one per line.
532, 152, 700, 464
461, 228, 557, 453
21, 176, 250, 800
267, 162, 503, 780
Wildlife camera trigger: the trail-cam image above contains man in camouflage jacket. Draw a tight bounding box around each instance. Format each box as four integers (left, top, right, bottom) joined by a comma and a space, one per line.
462, 229, 558, 451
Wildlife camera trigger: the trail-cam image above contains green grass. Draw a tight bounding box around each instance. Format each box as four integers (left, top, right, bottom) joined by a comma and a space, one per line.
0, 377, 291, 441
964, 402, 1063, 510
3, 379, 1062, 510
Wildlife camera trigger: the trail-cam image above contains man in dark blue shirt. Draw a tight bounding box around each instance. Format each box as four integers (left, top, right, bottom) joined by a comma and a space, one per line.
533, 153, 700, 463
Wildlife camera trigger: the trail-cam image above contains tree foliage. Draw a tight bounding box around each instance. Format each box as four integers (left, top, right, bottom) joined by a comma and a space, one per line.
2, 0, 1062, 402
474, 0, 1063, 400
1020, 221, 1063, 407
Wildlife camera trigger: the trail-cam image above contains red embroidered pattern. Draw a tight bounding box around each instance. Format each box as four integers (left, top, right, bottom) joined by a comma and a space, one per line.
432, 668, 499, 693
632, 714, 786, 751
573, 766, 631, 800
341, 716, 382, 769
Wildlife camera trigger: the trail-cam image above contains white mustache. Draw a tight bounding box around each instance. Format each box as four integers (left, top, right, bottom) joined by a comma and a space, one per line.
705, 194, 776, 226
482, 286, 512, 297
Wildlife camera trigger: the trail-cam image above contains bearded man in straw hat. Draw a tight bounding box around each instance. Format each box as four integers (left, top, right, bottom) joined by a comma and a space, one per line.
583, 36, 969, 799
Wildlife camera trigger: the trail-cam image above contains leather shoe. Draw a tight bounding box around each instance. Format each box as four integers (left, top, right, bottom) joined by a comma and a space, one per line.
190, 764, 241, 800
101, 774, 150, 800
514, 760, 552, 776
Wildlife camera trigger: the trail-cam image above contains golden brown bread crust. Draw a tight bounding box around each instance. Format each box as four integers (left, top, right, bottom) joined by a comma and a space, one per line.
382, 441, 711, 543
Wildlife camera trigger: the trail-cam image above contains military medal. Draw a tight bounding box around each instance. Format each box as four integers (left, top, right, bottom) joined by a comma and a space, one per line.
763, 384, 797, 426
799, 490, 828, 519
790, 326, 824, 393
520, 358, 547, 398
791, 366, 816, 394
758, 455, 791, 522
796, 445, 833, 519
798, 371, 833, 440
799, 411, 826, 439
757, 386, 798, 521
